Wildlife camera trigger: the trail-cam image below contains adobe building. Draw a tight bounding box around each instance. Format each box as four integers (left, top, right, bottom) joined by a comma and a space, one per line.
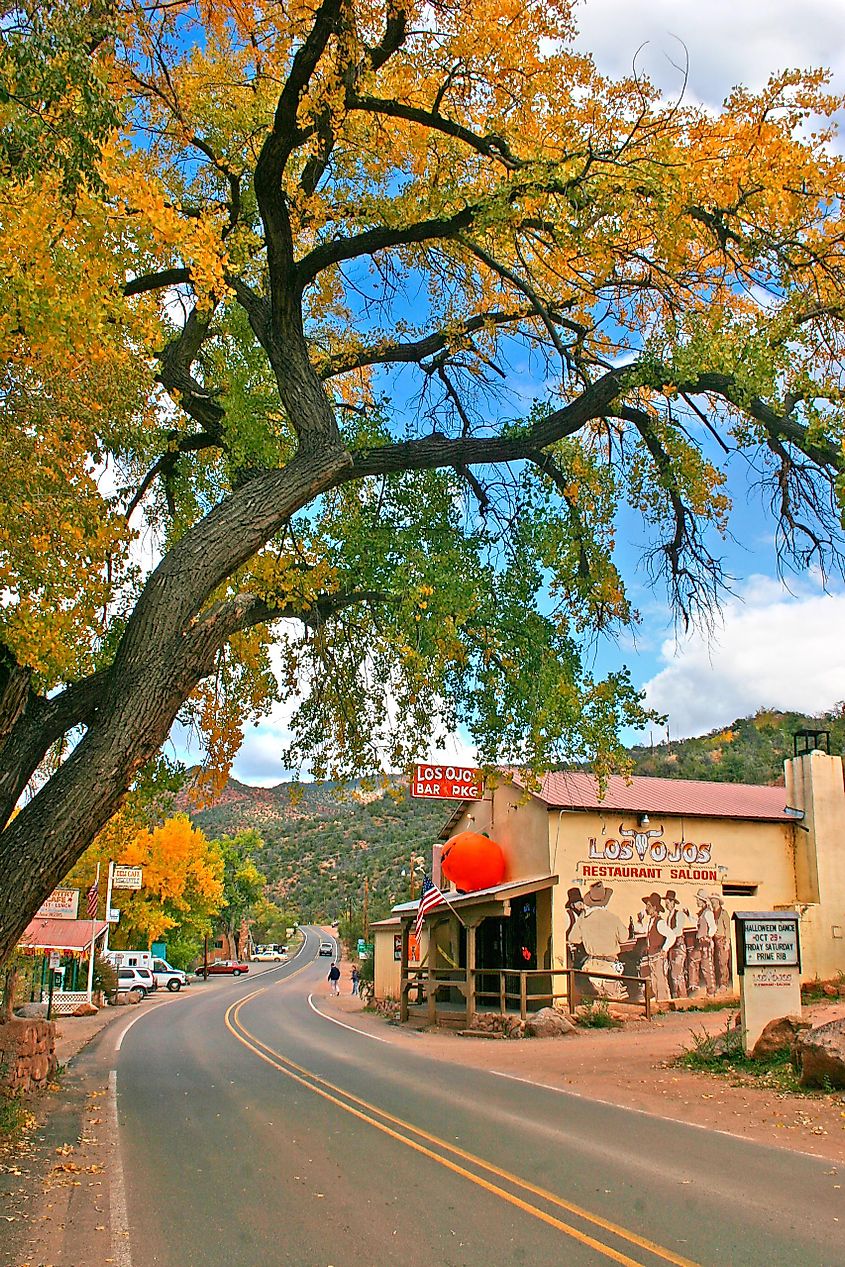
373, 749, 845, 1018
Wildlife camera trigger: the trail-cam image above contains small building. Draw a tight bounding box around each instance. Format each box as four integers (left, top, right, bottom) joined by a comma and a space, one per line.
374, 750, 845, 1023
17, 916, 108, 1013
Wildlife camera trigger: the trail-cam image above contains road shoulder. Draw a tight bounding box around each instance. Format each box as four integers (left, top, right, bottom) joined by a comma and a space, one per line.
315, 991, 845, 1162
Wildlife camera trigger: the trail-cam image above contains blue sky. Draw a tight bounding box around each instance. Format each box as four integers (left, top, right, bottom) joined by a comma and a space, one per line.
573, 0, 845, 743
173, 0, 845, 784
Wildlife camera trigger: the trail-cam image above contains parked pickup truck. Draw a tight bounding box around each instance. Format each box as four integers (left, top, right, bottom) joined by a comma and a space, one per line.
150, 958, 188, 991
105, 950, 188, 992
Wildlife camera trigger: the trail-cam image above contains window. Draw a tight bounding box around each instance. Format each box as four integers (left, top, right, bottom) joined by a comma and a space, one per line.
722, 883, 758, 897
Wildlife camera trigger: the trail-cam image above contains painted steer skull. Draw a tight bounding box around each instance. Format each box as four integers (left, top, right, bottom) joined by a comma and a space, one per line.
619, 823, 664, 860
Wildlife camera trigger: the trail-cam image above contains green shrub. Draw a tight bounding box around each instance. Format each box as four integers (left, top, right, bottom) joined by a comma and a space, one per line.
576, 1001, 622, 1029
92, 953, 117, 996
677, 1021, 745, 1070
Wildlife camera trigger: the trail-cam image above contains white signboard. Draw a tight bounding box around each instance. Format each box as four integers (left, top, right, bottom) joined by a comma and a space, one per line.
37, 889, 79, 919
742, 918, 799, 967
108, 908, 121, 923
112, 865, 143, 890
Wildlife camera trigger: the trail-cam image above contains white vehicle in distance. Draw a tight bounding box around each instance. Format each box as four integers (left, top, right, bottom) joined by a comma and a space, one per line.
252, 946, 286, 961
150, 958, 189, 990
105, 949, 152, 969
318, 941, 334, 957
114, 966, 157, 998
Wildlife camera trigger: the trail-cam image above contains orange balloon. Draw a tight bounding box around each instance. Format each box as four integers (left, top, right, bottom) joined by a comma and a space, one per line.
440, 831, 505, 893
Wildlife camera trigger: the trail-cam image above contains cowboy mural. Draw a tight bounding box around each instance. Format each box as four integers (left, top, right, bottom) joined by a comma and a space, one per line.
567, 881, 627, 1000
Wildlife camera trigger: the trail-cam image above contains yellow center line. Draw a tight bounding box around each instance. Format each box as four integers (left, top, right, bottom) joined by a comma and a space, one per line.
224, 986, 700, 1267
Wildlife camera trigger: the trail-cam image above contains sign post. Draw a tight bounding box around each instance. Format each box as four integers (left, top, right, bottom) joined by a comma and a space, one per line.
102, 862, 142, 955
733, 911, 802, 1054
46, 952, 61, 1020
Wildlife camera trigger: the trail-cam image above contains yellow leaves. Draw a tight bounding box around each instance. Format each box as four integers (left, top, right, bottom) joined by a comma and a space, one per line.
115, 815, 224, 939
106, 156, 231, 305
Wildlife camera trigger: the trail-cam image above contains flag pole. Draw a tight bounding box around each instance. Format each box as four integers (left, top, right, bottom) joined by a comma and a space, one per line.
103, 861, 114, 955
437, 888, 467, 929
418, 876, 467, 930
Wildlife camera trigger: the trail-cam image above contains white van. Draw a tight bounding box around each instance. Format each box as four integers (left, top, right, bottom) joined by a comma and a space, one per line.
105, 949, 152, 969
106, 950, 187, 991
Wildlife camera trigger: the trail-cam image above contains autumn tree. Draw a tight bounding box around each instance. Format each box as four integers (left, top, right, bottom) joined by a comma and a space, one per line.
64, 812, 225, 955
214, 831, 266, 958
251, 896, 297, 947
2, 0, 845, 965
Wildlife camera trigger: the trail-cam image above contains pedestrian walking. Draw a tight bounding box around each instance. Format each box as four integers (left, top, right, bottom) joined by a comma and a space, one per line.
351, 965, 360, 996
328, 960, 341, 995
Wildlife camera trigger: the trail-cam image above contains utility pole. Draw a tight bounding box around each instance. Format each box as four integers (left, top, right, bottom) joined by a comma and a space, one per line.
363, 877, 369, 942
410, 857, 417, 901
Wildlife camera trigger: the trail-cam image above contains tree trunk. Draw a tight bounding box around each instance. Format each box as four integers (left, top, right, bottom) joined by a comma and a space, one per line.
0, 444, 352, 968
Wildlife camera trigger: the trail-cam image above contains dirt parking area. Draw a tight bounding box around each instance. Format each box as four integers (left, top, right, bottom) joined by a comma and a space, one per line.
329, 992, 845, 1163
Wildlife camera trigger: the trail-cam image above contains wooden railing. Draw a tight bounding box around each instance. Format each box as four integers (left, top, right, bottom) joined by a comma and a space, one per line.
400, 966, 653, 1023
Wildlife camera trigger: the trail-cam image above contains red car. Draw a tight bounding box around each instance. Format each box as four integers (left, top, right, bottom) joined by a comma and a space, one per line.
195, 959, 250, 977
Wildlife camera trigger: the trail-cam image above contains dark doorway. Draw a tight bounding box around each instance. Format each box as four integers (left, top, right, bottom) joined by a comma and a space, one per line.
475, 895, 538, 1009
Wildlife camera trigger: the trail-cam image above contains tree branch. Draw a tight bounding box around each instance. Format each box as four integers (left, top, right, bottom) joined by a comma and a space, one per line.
346, 366, 631, 479
123, 268, 192, 297
617, 403, 725, 627
186, 587, 390, 664
0, 670, 111, 833
124, 431, 224, 522
318, 308, 532, 378
349, 93, 522, 170
254, 0, 344, 317
297, 204, 476, 290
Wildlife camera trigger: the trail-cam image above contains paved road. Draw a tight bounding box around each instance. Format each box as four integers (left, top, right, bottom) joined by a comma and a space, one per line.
34, 927, 845, 1266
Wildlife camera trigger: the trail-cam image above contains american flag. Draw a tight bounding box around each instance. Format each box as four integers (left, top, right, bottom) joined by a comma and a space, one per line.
86, 873, 99, 919
414, 874, 445, 941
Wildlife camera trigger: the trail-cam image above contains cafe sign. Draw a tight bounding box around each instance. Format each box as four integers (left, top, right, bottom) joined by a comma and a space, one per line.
112, 865, 143, 890
37, 888, 79, 919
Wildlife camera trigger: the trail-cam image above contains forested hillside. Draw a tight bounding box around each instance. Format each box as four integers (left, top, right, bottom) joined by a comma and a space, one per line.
628, 708, 845, 785
186, 708, 843, 922
187, 780, 454, 925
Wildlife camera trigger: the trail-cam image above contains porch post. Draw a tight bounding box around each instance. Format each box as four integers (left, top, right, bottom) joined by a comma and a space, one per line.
400, 919, 410, 1023
466, 920, 477, 1028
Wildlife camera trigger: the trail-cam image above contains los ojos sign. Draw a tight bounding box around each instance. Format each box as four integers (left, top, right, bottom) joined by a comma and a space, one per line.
410, 762, 483, 800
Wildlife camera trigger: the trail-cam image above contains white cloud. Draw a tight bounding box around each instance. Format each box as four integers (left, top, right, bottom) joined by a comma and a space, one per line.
574, 0, 845, 106
639, 576, 845, 738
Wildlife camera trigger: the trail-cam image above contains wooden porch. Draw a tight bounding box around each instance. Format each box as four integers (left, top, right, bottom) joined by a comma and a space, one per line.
400, 964, 654, 1025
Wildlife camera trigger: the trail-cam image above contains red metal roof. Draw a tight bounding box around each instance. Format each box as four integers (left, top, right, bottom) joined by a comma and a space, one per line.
19, 917, 109, 952
514, 771, 796, 822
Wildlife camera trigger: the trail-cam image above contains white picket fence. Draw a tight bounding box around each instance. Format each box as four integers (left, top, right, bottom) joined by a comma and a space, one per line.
42, 990, 91, 1015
